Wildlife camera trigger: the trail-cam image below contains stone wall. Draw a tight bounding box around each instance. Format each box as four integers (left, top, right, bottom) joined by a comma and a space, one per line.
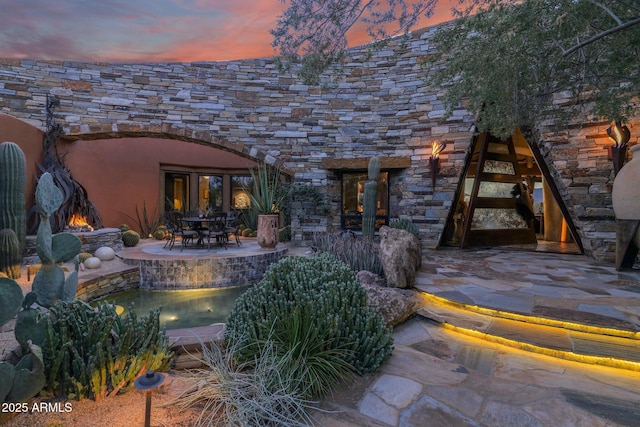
24, 228, 123, 264
1, 26, 638, 262
123, 247, 288, 289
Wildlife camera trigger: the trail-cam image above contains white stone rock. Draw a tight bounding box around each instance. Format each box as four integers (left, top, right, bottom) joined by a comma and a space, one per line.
84, 257, 102, 269
94, 246, 115, 261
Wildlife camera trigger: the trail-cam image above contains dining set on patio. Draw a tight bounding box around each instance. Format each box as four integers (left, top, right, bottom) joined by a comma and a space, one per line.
163, 210, 242, 251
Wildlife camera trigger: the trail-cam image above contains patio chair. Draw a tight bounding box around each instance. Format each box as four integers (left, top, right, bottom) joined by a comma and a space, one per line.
224, 210, 242, 246
175, 213, 200, 251
163, 211, 179, 250
201, 213, 227, 250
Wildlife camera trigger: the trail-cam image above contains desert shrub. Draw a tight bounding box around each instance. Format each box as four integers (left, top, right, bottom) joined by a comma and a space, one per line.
42, 300, 173, 400
311, 231, 383, 275
171, 338, 315, 427
225, 253, 393, 399
389, 218, 420, 240
278, 225, 291, 242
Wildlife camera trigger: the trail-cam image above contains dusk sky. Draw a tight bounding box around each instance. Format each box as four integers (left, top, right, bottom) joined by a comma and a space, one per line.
0, 0, 455, 63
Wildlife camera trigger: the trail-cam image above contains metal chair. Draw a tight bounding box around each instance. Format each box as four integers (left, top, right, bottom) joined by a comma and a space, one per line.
201, 214, 227, 250
163, 211, 179, 250
224, 210, 243, 246
175, 213, 199, 251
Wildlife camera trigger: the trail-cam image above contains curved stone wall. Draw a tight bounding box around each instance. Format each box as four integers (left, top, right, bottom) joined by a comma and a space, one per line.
0, 25, 638, 261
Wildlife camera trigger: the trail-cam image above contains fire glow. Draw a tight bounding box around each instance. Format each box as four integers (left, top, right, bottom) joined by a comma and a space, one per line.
68, 213, 93, 232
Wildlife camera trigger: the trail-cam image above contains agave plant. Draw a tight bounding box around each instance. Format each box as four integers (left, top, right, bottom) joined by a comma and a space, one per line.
244, 163, 287, 215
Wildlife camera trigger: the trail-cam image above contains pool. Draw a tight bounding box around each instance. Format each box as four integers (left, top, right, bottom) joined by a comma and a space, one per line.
99, 286, 250, 329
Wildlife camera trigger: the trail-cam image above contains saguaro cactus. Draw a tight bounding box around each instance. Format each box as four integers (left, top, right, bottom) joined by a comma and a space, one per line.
0, 142, 26, 278
362, 156, 380, 239
0, 228, 21, 278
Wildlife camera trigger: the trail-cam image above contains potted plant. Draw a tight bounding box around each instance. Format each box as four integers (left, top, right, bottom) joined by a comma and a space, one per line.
245, 162, 287, 249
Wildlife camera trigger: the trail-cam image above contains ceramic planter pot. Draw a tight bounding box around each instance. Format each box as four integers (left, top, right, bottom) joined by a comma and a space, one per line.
257, 214, 279, 249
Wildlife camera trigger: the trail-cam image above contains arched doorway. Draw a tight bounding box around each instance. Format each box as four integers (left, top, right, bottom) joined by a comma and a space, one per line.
443, 130, 582, 254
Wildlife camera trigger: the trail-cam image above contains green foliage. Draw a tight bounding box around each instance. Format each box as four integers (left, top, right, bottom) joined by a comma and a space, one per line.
0, 170, 81, 404
278, 226, 291, 242
0, 277, 23, 325
389, 218, 421, 240
226, 253, 393, 399
271, 0, 433, 84
121, 230, 140, 247
312, 232, 383, 275
121, 202, 161, 237
428, 0, 640, 137
0, 228, 21, 279
171, 338, 315, 427
42, 300, 173, 401
0, 142, 26, 277
32, 173, 82, 309
244, 162, 287, 215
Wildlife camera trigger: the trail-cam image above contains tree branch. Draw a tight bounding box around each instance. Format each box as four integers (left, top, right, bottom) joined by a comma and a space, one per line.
563, 16, 640, 56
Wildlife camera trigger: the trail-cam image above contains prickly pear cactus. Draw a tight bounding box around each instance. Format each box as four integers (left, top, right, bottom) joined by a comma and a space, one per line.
363, 156, 380, 239
31, 173, 81, 308
0, 277, 46, 404
0, 142, 26, 278
0, 277, 23, 325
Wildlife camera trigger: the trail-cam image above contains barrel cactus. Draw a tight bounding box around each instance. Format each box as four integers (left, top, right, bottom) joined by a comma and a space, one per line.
122, 229, 140, 247
0, 142, 26, 278
362, 156, 380, 239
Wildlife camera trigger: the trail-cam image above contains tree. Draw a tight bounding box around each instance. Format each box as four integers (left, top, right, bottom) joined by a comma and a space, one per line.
271, 0, 438, 84
428, 0, 640, 137
272, 0, 640, 135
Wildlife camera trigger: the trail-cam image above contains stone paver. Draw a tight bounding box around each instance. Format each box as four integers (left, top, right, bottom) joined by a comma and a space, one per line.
315, 248, 640, 426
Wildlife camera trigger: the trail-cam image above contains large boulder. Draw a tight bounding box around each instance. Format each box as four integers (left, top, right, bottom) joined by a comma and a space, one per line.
357, 270, 424, 326
378, 226, 421, 288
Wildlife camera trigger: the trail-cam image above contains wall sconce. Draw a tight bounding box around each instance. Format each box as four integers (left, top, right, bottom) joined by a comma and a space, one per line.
429, 140, 446, 188
134, 370, 166, 427
607, 120, 631, 175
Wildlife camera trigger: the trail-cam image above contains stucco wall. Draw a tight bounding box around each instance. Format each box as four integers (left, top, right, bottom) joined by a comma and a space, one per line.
0, 26, 638, 261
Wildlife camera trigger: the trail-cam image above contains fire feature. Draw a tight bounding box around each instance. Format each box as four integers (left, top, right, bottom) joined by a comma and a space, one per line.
67, 213, 94, 233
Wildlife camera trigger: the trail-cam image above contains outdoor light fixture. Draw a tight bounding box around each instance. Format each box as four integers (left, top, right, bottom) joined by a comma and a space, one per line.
429, 140, 447, 188
134, 370, 166, 427
606, 120, 631, 175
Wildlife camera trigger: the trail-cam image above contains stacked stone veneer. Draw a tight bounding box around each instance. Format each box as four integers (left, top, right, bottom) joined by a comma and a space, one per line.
76, 267, 140, 303
23, 228, 123, 264
0, 26, 638, 262
123, 247, 287, 289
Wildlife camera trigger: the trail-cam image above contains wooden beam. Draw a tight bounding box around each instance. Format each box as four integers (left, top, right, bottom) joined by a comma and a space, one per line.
322, 156, 412, 170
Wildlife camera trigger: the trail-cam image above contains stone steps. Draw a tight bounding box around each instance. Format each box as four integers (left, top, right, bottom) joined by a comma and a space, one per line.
417, 293, 640, 371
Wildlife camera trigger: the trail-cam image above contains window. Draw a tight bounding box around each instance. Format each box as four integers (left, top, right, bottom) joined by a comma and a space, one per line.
231, 175, 252, 209
341, 171, 389, 231
199, 175, 223, 214
165, 173, 189, 212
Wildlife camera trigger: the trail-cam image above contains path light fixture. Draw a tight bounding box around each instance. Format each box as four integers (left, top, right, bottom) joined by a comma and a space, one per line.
607, 120, 631, 175
429, 140, 447, 188
134, 370, 166, 427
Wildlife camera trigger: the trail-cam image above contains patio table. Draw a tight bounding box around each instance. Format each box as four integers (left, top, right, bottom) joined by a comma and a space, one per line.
182, 216, 227, 249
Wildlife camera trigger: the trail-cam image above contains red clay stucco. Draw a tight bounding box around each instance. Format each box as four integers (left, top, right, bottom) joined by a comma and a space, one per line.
1, 113, 254, 230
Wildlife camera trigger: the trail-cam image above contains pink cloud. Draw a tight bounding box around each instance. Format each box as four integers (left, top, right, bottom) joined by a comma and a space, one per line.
0, 0, 454, 63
